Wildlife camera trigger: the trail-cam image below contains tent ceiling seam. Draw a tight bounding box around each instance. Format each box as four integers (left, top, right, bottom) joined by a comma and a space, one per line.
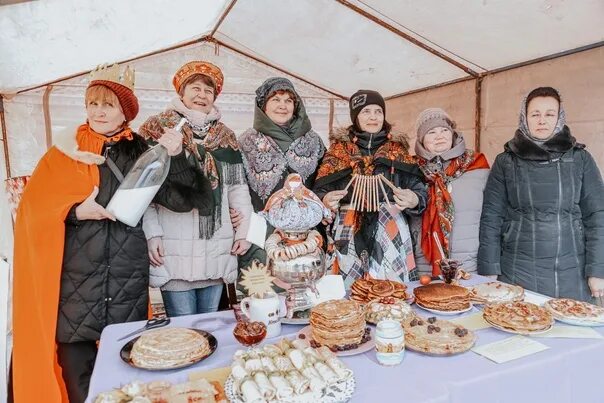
208, 38, 347, 99
334, 0, 479, 77
356, 0, 487, 72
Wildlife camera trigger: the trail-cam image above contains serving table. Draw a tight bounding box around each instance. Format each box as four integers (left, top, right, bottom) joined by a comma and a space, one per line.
86, 275, 604, 403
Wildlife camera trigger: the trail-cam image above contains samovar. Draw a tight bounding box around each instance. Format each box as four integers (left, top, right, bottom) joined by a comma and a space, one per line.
261, 174, 331, 319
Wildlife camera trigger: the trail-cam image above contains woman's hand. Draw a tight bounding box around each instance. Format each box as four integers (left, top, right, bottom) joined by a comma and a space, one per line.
230, 208, 244, 231
323, 190, 348, 211
231, 239, 251, 256
588, 277, 604, 298
75, 187, 115, 221
148, 237, 165, 267
393, 187, 419, 211
157, 128, 184, 156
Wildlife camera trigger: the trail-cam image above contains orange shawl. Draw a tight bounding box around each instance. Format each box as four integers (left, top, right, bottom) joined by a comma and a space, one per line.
12, 124, 132, 402
416, 151, 489, 276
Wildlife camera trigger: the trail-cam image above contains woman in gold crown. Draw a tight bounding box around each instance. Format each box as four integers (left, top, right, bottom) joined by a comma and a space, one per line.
12, 63, 200, 403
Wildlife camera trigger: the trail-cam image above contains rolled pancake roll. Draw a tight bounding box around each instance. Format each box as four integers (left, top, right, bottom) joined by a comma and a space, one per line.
326, 357, 353, 380
245, 358, 263, 372
273, 356, 295, 372
287, 349, 306, 370
303, 347, 321, 361
260, 357, 277, 372
231, 363, 249, 381
314, 362, 339, 385
253, 371, 276, 400
240, 379, 265, 403
285, 370, 310, 395
268, 373, 294, 400
292, 339, 311, 350
317, 346, 337, 361
262, 344, 282, 358
301, 367, 326, 393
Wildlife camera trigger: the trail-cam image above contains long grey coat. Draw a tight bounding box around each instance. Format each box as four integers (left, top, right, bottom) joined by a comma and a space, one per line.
477, 126, 604, 302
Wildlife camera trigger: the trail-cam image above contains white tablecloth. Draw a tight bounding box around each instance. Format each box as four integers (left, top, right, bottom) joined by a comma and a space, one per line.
86, 276, 603, 402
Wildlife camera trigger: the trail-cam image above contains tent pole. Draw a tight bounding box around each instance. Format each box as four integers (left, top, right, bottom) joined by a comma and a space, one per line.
212, 38, 346, 99
335, 0, 479, 77
43, 86, 54, 149
0, 97, 11, 179
328, 99, 335, 135
210, 0, 238, 37
474, 76, 483, 152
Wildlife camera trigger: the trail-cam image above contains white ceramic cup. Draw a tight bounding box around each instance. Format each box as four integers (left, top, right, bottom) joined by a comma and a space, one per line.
240, 292, 282, 338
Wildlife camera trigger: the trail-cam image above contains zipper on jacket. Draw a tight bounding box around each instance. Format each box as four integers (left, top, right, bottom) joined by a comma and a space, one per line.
368, 133, 374, 155
554, 159, 563, 298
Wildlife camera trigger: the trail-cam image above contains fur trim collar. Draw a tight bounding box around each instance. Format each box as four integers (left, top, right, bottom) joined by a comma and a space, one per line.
53, 125, 105, 165
329, 126, 409, 148
505, 126, 583, 161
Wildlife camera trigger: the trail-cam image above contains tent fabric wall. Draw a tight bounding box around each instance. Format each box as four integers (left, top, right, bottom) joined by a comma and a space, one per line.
386, 47, 604, 171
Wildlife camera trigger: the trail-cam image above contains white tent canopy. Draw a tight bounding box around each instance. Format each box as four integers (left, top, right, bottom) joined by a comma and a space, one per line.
2, 0, 603, 96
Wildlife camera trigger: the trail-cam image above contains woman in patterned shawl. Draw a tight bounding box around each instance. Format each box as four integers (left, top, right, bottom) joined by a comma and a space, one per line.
139, 61, 253, 316
313, 90, 427, 290
238, 77, 325, 292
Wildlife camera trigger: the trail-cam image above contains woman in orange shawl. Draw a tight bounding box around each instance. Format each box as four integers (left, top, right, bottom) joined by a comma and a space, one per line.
12, 64, 197, 403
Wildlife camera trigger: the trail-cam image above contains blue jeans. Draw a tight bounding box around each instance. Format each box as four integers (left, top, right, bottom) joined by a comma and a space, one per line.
161, 284, 223, 317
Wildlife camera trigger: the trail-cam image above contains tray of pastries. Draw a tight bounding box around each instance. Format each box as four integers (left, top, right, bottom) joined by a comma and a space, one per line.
402, 316, 476, 355
470, 282, 524, 304
226, 338, 355, 402
544, 298, 604, 326
121, 327, 217, 370
350, 278, 411, 303
94, 378, 226, 403
414, 283, 472, 314
308, 299, 369, 352
483, 301, 554, 334
364, 297, 415, 325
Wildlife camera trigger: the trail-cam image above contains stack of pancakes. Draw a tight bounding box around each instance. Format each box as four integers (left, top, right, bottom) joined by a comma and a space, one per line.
131, 327, 211, 369
414, 283, 471, 311
350, 278, 409, 302
310, 300, 366, 348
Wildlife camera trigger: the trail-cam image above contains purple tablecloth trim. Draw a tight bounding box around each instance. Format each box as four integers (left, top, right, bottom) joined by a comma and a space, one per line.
86, 276, 603, 402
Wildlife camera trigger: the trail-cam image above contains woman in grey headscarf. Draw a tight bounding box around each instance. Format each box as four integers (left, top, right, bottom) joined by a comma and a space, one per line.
478, 87, 604, 302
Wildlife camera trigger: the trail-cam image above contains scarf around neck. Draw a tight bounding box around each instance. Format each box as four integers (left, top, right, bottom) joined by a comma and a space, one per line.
415, 139, 489, 276
168, 97, 221, 129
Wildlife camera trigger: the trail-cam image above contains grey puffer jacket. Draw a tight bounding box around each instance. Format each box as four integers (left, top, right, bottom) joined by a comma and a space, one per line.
477, 126, 604, 302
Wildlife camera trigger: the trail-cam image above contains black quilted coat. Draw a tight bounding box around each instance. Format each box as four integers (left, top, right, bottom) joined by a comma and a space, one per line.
477, 126, 604, 302
56, 135, 199, 342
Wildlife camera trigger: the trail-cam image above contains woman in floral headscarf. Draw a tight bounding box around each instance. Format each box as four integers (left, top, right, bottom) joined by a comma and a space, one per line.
139, 61, 253, 316
478, 87, 604, 302
237, 77, 325, 292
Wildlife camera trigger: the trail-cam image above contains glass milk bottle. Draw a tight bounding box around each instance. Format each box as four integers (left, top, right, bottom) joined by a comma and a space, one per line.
106, 118, 186, 226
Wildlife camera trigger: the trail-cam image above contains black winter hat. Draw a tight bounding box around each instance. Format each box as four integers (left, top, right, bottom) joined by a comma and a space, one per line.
349, 89, 386, 128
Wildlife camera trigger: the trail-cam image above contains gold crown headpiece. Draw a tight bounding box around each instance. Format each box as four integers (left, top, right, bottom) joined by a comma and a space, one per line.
89, 63, 135, 90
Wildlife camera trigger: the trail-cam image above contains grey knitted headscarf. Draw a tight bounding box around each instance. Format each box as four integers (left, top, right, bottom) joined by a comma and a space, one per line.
518, 88, 567, 143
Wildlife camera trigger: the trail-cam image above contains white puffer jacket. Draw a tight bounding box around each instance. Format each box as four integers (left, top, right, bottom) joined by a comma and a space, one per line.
143, 182, 252, 284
